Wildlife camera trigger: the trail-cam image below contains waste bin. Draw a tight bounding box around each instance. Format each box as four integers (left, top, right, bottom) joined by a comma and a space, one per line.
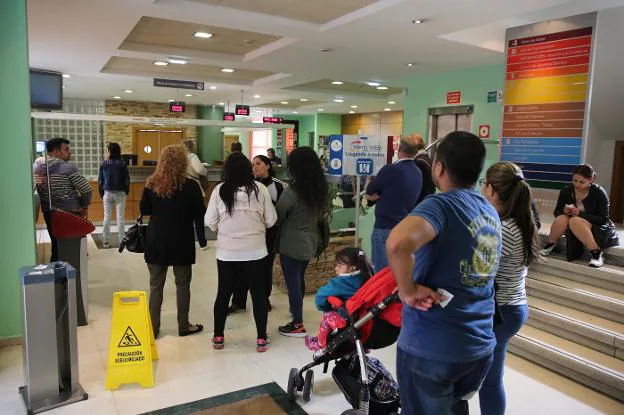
19, 262, 87, 414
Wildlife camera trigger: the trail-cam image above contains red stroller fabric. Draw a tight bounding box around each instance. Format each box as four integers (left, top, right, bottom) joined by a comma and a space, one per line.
344, 267, 402, 343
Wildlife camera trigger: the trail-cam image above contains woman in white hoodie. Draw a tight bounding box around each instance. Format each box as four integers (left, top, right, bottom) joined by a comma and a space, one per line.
205, 152, 277, 352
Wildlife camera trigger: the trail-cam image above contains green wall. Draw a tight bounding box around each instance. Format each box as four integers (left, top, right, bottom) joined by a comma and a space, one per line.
197, 105, 224, 164
315, 113, 342, 150
0, 0, 36, 340
272, 114, 316, 150
403, 64, 505, 169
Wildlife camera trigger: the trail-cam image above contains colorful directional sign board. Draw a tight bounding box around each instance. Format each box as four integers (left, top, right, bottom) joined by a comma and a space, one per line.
328, 135, 387, 176
501, 21, 594, 189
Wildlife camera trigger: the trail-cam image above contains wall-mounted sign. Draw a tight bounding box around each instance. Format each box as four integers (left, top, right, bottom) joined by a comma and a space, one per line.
488, 90, 504, 103
235, 105, 250, 116
478, 125, 490, 138
169, 103, 185, 113
446, 91, 461, 105
153, 78, 204, 90
223, 112, 235, 121
263, 116, 283, 124
328, 135, 388, 176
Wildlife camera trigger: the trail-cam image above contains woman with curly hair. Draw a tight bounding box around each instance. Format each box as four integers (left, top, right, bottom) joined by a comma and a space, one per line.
275, 147, 331, 337
140, 144, 206, 338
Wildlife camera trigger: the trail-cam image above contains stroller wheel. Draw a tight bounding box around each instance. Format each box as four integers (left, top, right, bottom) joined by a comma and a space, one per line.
302, 370, 314, 403
287, 368, 299, 401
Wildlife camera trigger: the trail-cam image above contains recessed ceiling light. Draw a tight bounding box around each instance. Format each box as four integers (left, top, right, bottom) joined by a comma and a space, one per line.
62, 85, 66, 89
253, 94, 261, 98
412, 18, 426, 24
218, 102, 225, 105
62, 74, 71, 78
209, 86, 217, 90
292, 111, 299, 114
113, 96, 121, 99
331, 81, 344, 85
300, 98, 309, 102
333, 99, 344, 103
349, 111, 355, 114
281, 101, 289, 104
124, 89, 134, 93
366, 82, 380, 87
350, 105, 358, 109
185, 94, 193, 97
168, 99, 175, 102
318, 108, 324, 112
153, 61, 168, 66
320, 48, 332, 52
221, 68, 235, 73
193, 31, 214, 39
384, 108, 392, 111
377, 86, 389, 90
387, 101, 396, 105
407, 63, 416, 67
167, 58, 187, 65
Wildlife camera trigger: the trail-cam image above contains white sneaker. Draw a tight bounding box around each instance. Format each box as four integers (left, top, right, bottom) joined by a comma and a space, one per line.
102, 242, 111, 249
539, 242, 557, 256
589, 250, 604, 268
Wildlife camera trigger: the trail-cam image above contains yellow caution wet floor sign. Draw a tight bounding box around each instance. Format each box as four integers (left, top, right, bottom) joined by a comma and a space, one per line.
105, 291, 158, 389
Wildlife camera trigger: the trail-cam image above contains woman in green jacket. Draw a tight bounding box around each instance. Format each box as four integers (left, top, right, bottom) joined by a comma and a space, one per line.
276, 147, 331, 337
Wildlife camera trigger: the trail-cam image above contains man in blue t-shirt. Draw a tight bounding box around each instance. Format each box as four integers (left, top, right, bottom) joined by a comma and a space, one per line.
387, 131, 501, 415
366, 135, 423, 272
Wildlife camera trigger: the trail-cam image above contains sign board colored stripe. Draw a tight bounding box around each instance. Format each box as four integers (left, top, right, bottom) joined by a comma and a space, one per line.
502, 129, 582, 138
507, 27, 592, 48
514, 163, 579, 174
501, 153, 581, 164
500, 138, 582, 147
501, 146, 581, 156
506, 65, 589, 80
504, 103, 585, 113
507, 55, 590, 73
502, 120, 584, 129
523, 171, 573, 182
507, 45, 591, 65
503, 111, 585, 121
508, 36, 592, 56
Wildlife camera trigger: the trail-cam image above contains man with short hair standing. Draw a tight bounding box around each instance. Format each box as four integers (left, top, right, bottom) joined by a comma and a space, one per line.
387, 131, 501, 414
267, 148, 282, 165
33, 137, 92, 261
365, 135, 422, 272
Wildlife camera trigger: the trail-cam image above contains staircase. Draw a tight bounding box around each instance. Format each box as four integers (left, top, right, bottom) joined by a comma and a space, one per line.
509, 256, 624, 402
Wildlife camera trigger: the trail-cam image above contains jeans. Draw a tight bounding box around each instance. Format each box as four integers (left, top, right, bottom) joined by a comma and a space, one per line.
147, 264, 192, 336
280, 254, 309, 324
214, 258, 268, 339
397, 347, 494, 415
479, 304, 529, 415
371, 227, 392, 272
103, 191, 126, 245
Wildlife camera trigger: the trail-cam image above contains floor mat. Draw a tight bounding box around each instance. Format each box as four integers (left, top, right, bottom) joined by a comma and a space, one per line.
140, 382, 307, 415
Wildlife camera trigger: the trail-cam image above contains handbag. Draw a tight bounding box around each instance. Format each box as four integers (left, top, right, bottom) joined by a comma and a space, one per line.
119, 216, 147, 253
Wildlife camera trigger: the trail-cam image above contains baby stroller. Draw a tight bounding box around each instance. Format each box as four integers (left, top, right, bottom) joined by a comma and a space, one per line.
287, 268, 402, 414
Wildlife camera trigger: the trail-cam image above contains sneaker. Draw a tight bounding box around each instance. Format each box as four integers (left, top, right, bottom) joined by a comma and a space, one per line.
278, 322, 307, 338
539, 242, 557, 256
256, 337, 271, 353
200, 245, 209, 251
589, 250, 604, 268
212, 336, 224, 349
228, 304, 246, 315
102, 242, 111, 249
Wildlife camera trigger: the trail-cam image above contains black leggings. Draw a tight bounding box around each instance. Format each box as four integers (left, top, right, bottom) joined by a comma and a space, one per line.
214, 258, 268, 339
232, 253, 275, 308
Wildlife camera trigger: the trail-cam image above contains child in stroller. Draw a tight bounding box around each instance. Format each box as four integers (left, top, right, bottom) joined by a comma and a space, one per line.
305, 247, 374, 352
287, 267, 402, 415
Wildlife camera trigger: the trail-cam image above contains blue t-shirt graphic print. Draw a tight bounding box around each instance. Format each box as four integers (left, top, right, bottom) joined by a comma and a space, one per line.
398, 189, 502, 363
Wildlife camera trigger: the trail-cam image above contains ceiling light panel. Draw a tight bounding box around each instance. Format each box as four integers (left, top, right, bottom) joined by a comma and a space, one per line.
221, 68, 235, 73
168, 58, 187, 64
193, 31, 213, 38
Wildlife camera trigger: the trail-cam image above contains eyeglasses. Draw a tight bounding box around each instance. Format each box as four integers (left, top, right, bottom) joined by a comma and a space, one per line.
478, 178, 487, 186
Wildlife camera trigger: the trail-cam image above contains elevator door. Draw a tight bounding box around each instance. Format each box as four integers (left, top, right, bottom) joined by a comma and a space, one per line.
427, 105, 474, 143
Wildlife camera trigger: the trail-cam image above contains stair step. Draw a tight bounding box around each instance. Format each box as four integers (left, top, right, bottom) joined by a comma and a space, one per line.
509, 326, 624, 403
527, 271, 624, 323
528, 297, 624, 359
532, 257, 624, 293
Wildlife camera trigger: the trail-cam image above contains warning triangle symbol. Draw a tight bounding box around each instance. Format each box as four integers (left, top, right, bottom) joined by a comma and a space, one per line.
118, 326, 141, 348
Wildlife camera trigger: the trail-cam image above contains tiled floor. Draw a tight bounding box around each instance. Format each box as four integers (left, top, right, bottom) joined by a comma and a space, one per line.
1, 229, 623, 414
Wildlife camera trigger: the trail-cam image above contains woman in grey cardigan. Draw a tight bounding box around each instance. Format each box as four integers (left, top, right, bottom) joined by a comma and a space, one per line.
275, 147, 331, 337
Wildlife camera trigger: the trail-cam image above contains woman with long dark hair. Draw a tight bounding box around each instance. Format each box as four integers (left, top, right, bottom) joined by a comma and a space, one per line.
229, 155, 285, 313
479, 162, 540, 415
540, 164, 618, 267
140, 144, 205, 338
205, 152, 277, 352
275, 147, 331, 337
98, 142, 130, 248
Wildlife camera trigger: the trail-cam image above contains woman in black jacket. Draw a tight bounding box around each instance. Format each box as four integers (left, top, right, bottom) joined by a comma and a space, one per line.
540, 164, 619, 267
98, 142, 130, 248
229, 155, 284, 313
140, 144, 206, 338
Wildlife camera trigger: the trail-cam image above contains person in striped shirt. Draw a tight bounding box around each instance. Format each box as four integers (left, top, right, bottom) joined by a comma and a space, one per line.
33, 138, 92, 261
479, 161, 541, 415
